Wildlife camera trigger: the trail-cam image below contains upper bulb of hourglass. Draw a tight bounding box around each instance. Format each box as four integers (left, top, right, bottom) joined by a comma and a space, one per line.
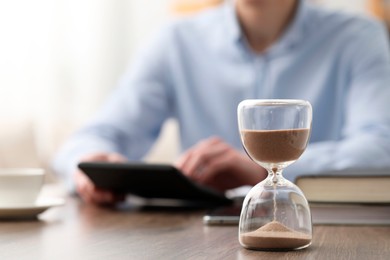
240, 127, 310, 179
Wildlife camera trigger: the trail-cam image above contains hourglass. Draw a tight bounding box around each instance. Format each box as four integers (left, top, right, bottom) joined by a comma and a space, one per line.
237, 99, 312, 251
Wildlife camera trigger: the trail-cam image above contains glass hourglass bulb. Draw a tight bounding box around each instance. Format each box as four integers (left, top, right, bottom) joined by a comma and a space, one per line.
237, 99, 313, 251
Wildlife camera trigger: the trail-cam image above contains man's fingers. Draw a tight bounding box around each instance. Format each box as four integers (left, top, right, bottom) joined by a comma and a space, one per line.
175, 137, 231, 181
108, 153, 127, 163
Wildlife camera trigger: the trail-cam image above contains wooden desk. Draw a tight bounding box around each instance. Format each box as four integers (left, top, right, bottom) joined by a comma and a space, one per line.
0, 196, 389, 260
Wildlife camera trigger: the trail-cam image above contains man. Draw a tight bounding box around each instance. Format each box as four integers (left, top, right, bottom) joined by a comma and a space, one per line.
53, 0, 390, 204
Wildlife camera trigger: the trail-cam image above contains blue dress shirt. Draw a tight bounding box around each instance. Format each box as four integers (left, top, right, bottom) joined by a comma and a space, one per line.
54, 0, 390, 189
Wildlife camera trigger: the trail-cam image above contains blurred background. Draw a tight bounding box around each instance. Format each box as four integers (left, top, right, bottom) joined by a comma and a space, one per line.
0, 0, 388, 181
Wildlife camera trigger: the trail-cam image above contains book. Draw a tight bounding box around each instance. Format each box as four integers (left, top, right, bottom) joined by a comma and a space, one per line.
310, 203, 390, 225
295, 169, 390, 204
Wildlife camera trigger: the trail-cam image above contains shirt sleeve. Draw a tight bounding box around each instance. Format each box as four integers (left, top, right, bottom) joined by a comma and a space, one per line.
52, 23, 176, 190
285, 19, 390, 182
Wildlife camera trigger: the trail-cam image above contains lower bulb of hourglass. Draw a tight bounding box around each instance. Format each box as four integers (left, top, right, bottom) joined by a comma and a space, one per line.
238, 178, 312, 251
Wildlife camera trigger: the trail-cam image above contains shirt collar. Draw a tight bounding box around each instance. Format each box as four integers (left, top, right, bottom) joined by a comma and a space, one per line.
272, 0, 307, 53
224, 0, 308, 55
223, 0, 241, 44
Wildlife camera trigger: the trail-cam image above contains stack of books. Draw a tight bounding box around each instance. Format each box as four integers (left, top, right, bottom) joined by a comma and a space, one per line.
295, 169, 390, 225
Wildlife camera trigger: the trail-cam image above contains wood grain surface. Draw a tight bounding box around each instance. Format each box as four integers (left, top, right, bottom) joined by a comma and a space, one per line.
0, 197, 389, 260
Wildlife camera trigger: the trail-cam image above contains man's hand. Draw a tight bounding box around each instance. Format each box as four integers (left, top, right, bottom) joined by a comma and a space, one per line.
174, 137, 267, 192
75, 152, 127, 205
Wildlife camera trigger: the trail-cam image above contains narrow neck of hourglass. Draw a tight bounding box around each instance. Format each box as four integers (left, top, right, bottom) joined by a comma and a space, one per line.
266, 167, 286, 186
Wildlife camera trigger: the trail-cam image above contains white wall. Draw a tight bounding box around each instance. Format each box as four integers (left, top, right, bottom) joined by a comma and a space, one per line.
0, 0, 174, 170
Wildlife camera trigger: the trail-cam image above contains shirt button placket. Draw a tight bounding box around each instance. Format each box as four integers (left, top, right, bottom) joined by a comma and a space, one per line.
254, 56, 267, 98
